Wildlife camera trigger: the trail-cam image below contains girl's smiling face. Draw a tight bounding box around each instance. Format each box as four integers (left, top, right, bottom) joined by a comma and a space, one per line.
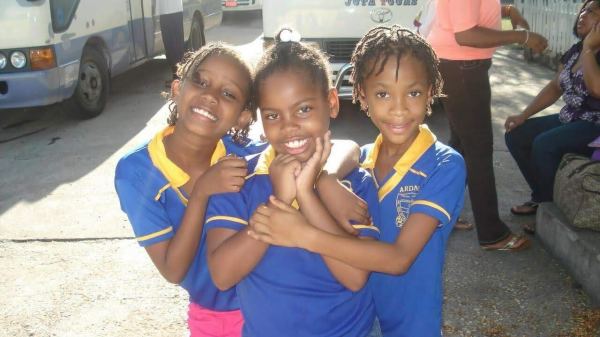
173, 54, 251, 139
359, 54, 432, 154
258, 70, 338, 163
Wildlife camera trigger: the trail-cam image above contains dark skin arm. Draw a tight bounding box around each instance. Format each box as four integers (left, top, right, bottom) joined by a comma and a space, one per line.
144, 156, 247, 284
294, 137, 371, 291
316, 138, 368, 235
582, 22, 600, 97
505, 64, 563, 131
206, 227, 269, 291
249, 196, 439, 275
205, 149, 303, 290
455, 26, 547, 53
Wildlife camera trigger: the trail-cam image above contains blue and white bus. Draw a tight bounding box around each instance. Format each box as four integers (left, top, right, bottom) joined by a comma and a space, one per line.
0, 0, 222, 119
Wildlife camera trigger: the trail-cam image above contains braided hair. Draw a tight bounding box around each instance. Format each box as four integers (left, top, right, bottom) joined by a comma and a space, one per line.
254, 28, 331, 106
350, 24, 443, 110
165, 42, 255, 144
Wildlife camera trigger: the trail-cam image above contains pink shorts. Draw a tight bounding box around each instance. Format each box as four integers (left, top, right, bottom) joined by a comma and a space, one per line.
187, 302, 243, 337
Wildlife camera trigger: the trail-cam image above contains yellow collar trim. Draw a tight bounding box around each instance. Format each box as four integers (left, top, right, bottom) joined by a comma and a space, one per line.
255, 145, 277, 175
363, 125, 436, 201
148, 126, 227, 188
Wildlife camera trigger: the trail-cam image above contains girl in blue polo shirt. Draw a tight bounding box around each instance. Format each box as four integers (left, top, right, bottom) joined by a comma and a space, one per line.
204, 28, 380, 337
115, 42, 263, 337
248, 25, 467, 337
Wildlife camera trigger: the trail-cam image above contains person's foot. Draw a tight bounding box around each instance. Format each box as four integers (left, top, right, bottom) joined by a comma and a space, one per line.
510, 201, 539, 216
522, 221, 536, 235
454, 217, 473, 231
480, 233, 531, 252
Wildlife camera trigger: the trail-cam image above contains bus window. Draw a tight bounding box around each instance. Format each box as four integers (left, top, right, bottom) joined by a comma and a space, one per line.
50, 0, 80, 33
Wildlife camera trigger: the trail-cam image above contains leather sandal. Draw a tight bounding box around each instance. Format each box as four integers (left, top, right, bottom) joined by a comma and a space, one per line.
481, 234, 531, 252
510, 201, 539, 216
454, 217, 474, 231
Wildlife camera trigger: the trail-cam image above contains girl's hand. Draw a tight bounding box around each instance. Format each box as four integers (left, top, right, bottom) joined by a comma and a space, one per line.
193, 156, 247, 197
504, 113, 527, 132
317, 177, 368, 236
248, 196, 312, 247
296, 132, 332, 193
583, 22, 600, 52
269, 154, 301, 204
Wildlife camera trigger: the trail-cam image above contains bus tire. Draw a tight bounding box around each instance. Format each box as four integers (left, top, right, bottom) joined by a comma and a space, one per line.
188, 15, 205, 52
64, 47, 109, 119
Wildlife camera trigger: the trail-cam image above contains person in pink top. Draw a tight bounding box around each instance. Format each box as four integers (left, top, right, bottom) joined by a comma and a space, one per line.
427, 1, 547, 251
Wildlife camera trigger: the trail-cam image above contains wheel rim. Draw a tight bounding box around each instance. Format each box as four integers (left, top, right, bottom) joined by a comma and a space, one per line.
79, 61, 103, 106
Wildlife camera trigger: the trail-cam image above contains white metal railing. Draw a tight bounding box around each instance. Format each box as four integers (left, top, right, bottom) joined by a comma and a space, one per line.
514, 0, 583, 61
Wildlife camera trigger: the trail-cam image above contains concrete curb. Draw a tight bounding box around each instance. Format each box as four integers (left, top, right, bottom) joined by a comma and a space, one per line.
537, 202, 600, 306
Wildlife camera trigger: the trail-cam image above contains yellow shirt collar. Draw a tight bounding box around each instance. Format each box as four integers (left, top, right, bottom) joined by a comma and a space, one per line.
362, 124, 436, 171
254, 145, 277, 175
148, 126, 227, 187
362, 125, 437, 201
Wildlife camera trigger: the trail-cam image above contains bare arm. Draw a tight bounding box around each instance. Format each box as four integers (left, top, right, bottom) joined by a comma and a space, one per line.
316, 137, 368, 235
319, 139, 360, 178
521, 68, 564, 118
145, 157, 247, 284
145, 191, 209, 283
302, 213, 439, 275
455, 26, 547, 53
582, 22, 600, 98
505, 66, 563, 131
296, 190, 371, 291
250, 198, 439, 275
206, 227, 269, 290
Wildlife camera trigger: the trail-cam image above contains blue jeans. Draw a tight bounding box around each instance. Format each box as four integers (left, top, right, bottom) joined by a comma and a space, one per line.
505, 114, 600, 202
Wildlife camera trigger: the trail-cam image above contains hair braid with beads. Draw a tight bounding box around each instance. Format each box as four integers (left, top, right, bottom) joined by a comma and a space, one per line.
164, 42, 256, 144
350, 24, 444, 110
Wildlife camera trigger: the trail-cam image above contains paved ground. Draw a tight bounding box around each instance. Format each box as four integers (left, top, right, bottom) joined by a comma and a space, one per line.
1, 11, 599, 337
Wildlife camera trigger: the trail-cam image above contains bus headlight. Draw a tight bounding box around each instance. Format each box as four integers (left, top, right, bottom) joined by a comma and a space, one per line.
11, 51, 27, 69
30, 47, 56, 70
0, 53, 6, 69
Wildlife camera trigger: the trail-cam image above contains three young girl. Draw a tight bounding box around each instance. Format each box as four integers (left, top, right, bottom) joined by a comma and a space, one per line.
116, 23, 465, 337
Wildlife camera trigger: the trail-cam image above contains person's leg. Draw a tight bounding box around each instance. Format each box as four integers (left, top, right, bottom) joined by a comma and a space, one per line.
160, 11, 185, 77
505, 114, 562, 203
440, 59, 512, 245
532, 120, 600, 202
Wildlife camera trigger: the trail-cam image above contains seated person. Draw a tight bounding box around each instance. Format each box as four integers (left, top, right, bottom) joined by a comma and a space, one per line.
504, 0, 600, 233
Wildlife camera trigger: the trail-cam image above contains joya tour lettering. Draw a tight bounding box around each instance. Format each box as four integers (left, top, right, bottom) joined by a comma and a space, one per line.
344, 0, 418, 6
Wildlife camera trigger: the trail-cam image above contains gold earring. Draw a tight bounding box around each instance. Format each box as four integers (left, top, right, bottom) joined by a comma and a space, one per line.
364, 105, 370, 117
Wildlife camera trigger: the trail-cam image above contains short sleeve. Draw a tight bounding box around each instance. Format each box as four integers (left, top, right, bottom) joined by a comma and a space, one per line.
409, 153, 466, 227
205, 192, 249, 232
114, 166, 173, 247
342, 169, 380, 240
448, 0, 481, 33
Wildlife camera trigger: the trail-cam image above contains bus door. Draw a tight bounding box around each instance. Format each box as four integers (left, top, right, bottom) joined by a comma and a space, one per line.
127, 0, 150, 62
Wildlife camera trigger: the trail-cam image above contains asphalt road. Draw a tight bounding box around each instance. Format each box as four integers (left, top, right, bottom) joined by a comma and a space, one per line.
1, 10, 598, 337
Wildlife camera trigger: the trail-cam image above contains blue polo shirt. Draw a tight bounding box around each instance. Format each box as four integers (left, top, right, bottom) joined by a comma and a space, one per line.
205, 145, 380, 337
360, 125, 466, 337
114, 126, 266, 311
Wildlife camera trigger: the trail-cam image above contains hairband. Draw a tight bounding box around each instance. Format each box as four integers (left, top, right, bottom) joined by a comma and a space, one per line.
279, 28, 301, 43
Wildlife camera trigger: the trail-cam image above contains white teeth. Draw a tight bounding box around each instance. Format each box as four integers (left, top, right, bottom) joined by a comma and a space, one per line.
285, 139, 308, 149
192, 108, 217, 121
